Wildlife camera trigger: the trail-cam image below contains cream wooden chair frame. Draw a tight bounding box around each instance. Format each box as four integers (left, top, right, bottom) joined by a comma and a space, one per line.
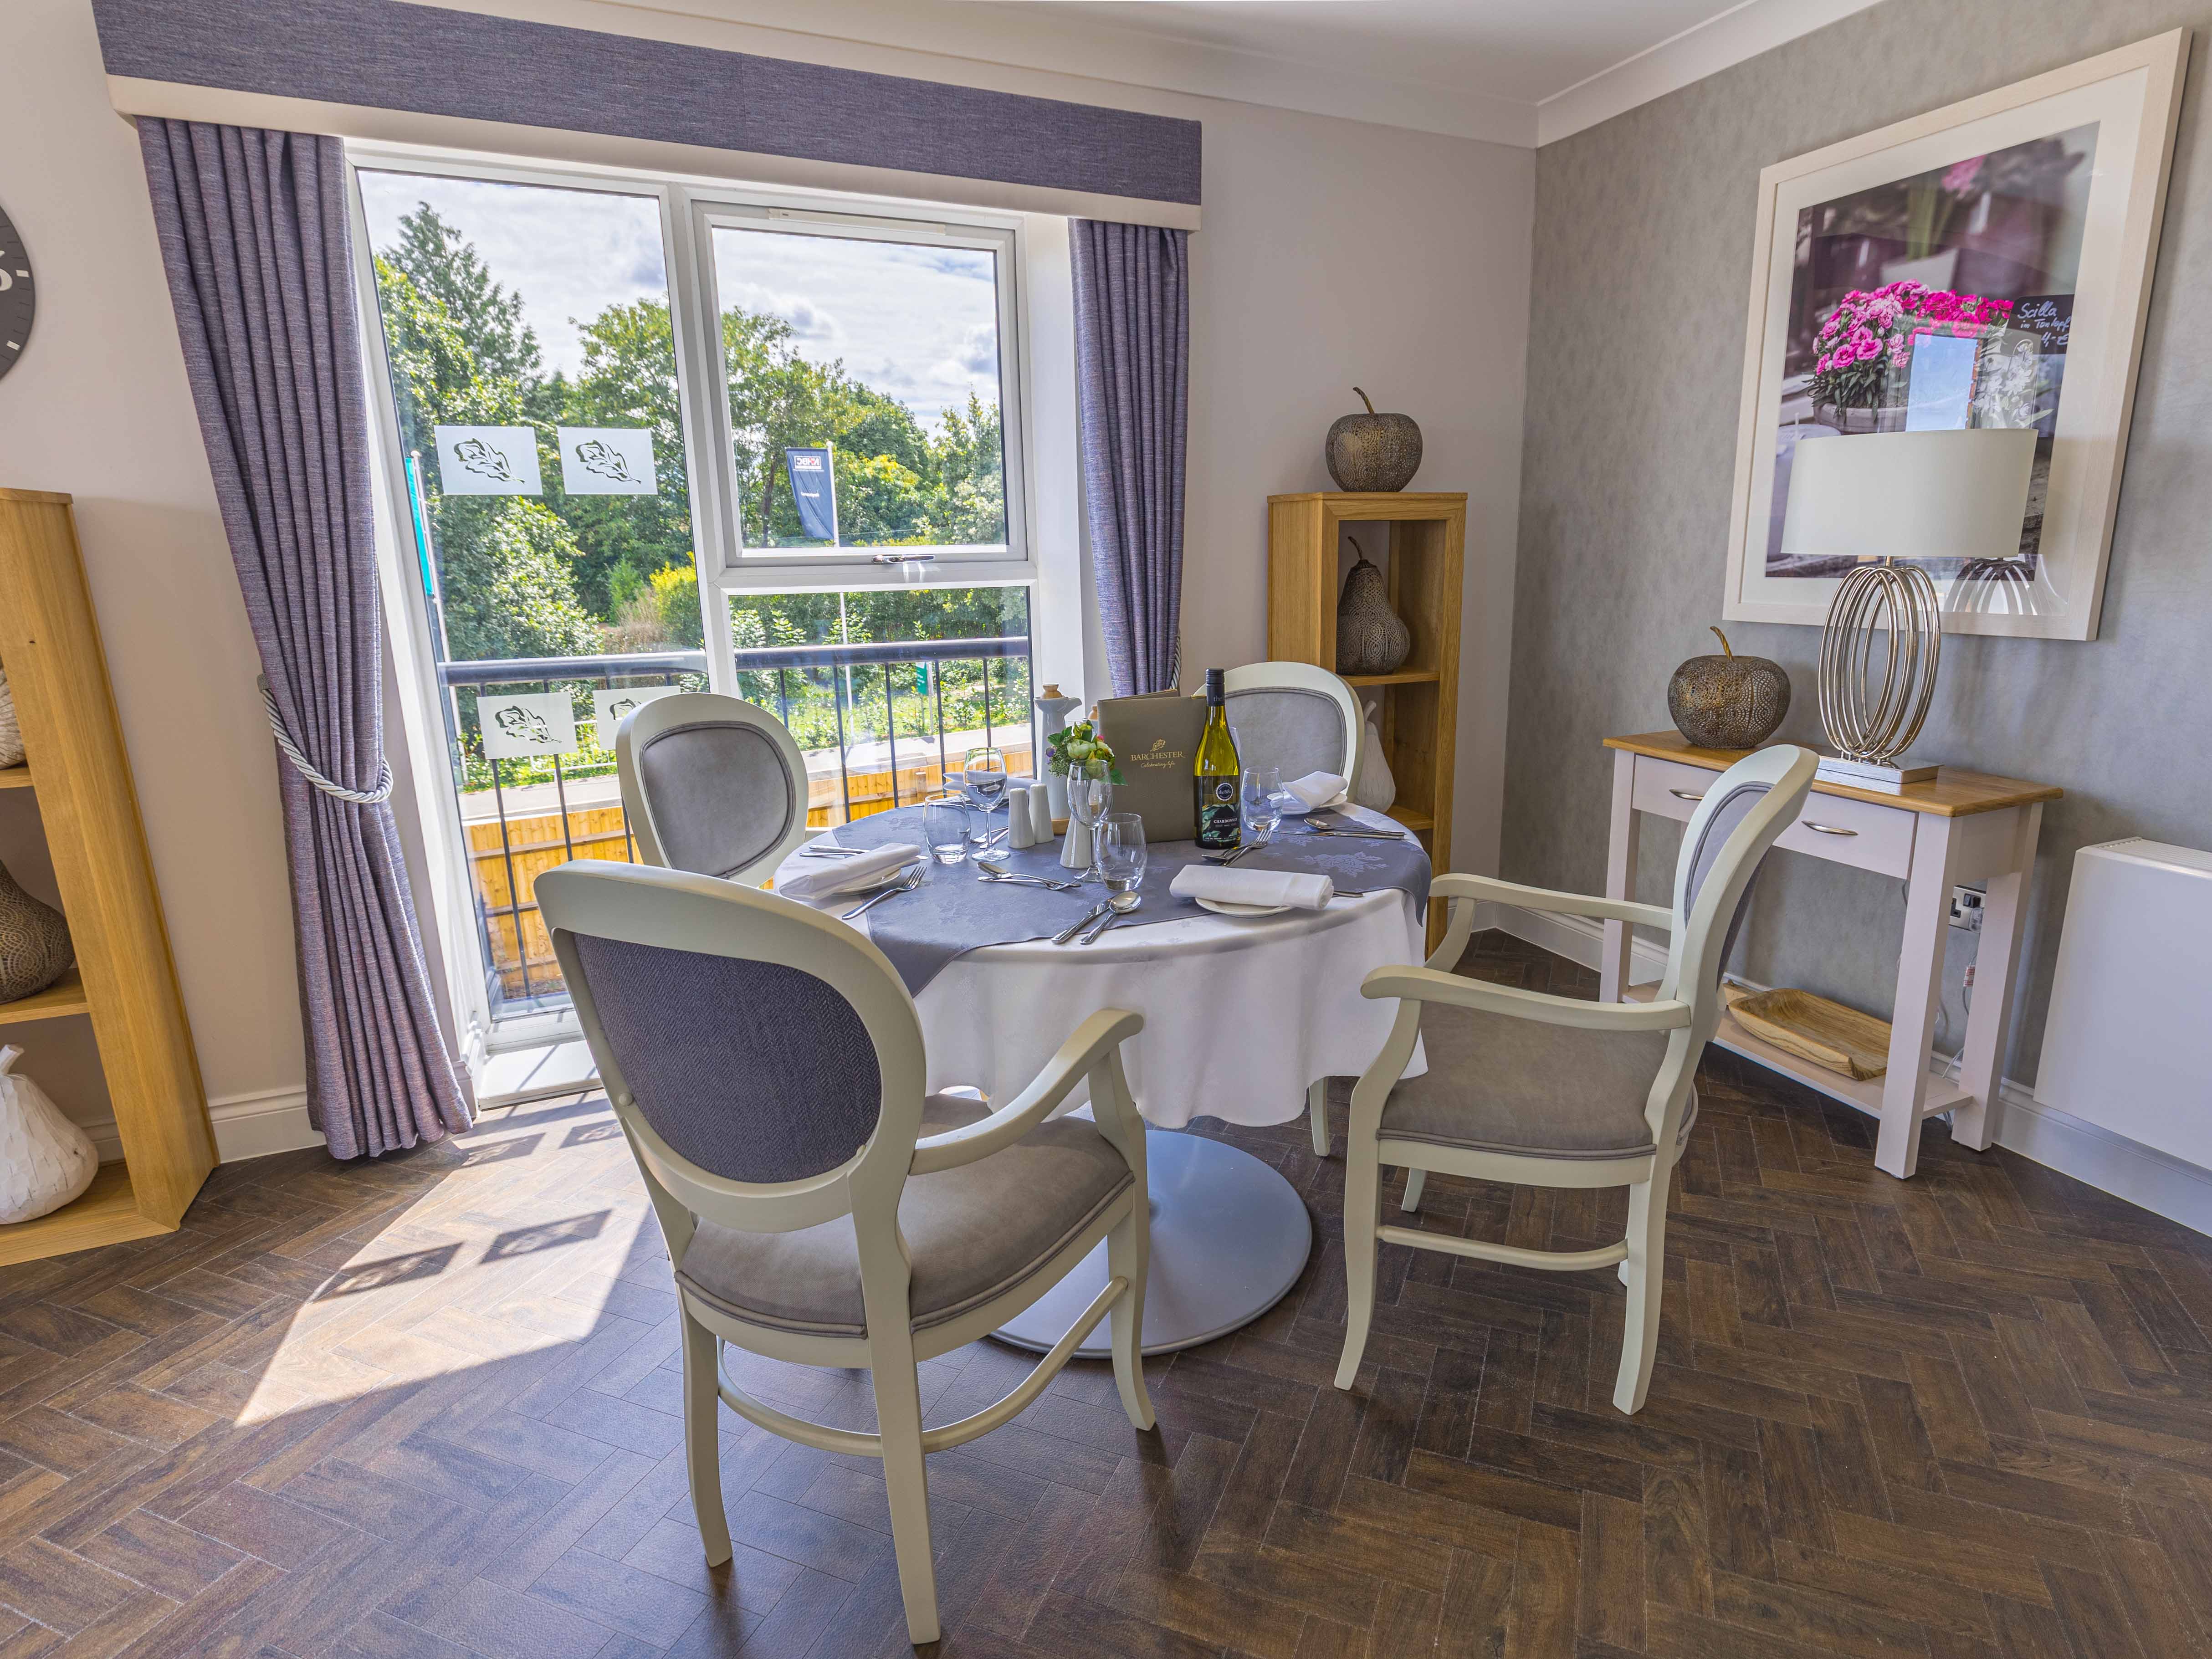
1334, 746, 1816, 1414
538, 860, 1155, 1646
614, 691, 812, 885
1221, 661, 1369, 1156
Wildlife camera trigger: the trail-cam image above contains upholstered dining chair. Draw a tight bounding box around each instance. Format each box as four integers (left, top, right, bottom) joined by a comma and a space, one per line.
614, 691, 810, 885
1332, 745, 1817, 1414
538, 860, 1155, 1647
1222, 662, 1367, 1154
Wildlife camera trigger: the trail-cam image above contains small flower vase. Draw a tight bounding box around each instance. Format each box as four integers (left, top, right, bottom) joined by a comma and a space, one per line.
1060, 815, 1092, 871
0, 1046, 96, 1226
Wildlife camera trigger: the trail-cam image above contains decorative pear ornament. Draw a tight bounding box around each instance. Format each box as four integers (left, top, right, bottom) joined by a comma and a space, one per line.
1334, 536, 1413, 676
1667, 627, 1792, 750
0, 1046, 96, 1225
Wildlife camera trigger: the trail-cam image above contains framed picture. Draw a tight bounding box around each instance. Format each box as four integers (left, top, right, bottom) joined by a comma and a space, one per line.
1723, 31, 2187, 638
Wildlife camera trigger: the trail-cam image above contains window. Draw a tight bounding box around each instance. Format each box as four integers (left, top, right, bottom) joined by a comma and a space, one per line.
351, 154, 1038, 1040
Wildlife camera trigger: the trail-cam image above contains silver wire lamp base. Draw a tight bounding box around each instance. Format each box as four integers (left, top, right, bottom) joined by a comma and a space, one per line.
991, 1128, 1313, 1358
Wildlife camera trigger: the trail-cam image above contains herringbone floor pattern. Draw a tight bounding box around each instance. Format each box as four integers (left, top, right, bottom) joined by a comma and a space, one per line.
0, 932, 2206, 1658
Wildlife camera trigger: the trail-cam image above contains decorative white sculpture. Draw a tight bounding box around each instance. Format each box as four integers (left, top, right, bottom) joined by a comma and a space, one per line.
1034, 685, 1082, 819
0, 1045, 96, 1225
1351, 712, 1397, 813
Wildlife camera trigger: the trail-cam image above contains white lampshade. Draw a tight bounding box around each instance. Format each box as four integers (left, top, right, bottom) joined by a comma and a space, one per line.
1780, 429, 2035, 565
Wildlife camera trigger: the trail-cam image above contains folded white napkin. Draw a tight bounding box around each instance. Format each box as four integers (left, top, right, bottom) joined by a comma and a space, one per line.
1171, 865, 1334, 911
778, 842, 921, 902
1280, 771, 1348, 814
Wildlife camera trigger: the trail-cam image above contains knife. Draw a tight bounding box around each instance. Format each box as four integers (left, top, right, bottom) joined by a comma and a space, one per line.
1050, 902, 1110, 945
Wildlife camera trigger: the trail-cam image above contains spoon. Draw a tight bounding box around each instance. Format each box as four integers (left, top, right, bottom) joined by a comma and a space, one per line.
1078, 891, 1141, 945
840, 863, 925, 920
975, 860, 1084, 892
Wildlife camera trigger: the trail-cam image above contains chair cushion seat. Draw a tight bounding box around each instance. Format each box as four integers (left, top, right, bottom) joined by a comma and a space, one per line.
676, 1096, 1133, 1336
1380, 1004, 1672, 1160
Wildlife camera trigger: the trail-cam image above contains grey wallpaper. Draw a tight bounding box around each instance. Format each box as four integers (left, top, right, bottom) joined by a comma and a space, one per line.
1507, 1, 2212, 1085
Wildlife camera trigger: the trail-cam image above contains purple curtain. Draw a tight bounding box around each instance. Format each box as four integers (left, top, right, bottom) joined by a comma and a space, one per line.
1071, 221, 1191, 696
139, 119, 471, 1158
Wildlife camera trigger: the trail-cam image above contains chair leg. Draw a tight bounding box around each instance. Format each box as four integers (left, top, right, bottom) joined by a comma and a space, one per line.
1612, 1176, 1670, 1415
1400, 1168, 1427, 1213
1107, 1206, 1156, 1431
1307, 1078, 1330, 1157
680, 1308, 732, 1566
1334, 1134, 1382, 1390
875, 1352, 940, 1645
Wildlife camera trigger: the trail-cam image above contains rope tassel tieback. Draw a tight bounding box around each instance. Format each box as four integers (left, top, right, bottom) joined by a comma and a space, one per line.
259, 678, 393, 805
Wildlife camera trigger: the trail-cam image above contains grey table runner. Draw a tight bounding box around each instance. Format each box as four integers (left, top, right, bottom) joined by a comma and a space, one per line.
807, 806, 1431, 993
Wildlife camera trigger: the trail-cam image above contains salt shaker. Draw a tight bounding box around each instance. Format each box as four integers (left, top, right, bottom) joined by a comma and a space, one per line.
1027, 782, 1055, 841
1006, 789, 1036, 850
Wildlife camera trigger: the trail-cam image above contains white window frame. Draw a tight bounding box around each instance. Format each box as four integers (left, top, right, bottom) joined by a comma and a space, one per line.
343, 141, 1046, 1061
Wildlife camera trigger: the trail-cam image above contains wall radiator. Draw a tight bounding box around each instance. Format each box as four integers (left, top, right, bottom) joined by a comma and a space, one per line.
2035, 838, 2212, 1167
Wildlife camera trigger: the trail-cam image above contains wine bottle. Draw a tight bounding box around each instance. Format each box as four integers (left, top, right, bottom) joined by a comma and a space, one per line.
1194, 669, 1242, 850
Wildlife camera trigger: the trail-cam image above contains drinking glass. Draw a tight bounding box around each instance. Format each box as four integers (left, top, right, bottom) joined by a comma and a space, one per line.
922, 795, 969, 865
1067, 776, 1114, 883
961, 746, 1009, 848
1241, 767, 1284, 846
1096, 813, 1148, 893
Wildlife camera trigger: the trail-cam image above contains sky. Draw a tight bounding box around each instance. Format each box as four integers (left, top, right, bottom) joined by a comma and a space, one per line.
357, 171, 1003, 425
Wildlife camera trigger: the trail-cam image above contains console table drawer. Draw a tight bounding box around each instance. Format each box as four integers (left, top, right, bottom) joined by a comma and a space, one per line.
1630, 755, 1915, 878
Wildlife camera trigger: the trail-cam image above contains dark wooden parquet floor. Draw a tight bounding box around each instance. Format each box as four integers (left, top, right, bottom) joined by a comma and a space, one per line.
0, 932, 2209, 1659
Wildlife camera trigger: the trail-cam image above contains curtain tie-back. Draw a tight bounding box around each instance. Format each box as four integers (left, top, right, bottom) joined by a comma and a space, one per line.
258, 677, 393, 805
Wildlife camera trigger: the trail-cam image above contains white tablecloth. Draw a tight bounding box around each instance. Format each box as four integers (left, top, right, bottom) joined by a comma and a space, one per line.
772, 808, 1428, 1129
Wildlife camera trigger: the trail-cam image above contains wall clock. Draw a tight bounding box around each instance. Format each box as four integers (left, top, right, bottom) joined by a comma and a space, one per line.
0, 202, 33, 384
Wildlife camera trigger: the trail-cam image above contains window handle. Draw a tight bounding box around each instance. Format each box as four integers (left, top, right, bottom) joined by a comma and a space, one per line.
1668, 788, 1705, 803
1803, 821, 1858, 837
873, 551, 937, 564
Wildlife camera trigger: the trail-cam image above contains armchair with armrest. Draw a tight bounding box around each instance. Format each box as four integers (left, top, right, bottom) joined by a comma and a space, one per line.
538, 860, 1155, 1647
1333, 746, 1817, 1414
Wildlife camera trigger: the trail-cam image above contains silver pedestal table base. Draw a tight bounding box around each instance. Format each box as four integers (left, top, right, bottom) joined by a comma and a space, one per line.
991, 1127, 1312, 1359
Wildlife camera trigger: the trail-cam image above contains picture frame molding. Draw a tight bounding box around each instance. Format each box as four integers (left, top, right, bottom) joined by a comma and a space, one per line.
1721, 29, 2190, 639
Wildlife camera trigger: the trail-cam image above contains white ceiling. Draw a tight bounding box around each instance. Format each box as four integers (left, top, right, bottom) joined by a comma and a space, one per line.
579, 0, 1886, 146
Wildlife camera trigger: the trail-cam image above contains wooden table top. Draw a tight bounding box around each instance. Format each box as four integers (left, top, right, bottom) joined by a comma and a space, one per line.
1604, 732, 2062, 818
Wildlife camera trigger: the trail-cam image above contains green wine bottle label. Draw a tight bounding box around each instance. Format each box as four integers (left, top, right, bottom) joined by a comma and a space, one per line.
1196, 777, 1240, 848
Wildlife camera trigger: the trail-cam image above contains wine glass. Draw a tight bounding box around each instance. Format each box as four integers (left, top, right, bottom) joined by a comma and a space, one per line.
1240, 767, 1284, 847
960, 746, 1008, 849
1096, 813, 1148, 893
1067, 776, 1114, 884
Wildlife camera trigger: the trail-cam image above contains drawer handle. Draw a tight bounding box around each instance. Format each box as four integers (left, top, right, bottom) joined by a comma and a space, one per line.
1668, 788, 1705, 803
1804, 821, 1858, 838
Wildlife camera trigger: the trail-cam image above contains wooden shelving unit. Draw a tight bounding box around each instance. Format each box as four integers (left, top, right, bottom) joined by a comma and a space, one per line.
1267, 492, 1465, 950
0, 489, 214, 1266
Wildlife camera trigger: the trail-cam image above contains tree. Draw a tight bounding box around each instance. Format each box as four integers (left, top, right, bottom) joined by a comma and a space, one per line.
384, 205, 541, 388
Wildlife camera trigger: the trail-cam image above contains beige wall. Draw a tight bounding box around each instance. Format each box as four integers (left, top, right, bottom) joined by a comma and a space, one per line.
1, 0, 307, 1141
6, 0, 1532, 1144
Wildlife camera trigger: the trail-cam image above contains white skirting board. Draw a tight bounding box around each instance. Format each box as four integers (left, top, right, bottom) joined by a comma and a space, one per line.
1486, 902, 2212, 1238
76, 1084, 323, 1168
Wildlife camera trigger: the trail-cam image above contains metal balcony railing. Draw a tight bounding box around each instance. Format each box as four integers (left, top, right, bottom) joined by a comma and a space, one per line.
437, 636, 1036, 1017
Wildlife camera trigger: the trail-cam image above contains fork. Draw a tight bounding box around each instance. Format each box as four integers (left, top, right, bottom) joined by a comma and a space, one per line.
840, 864, 925, 920
974, 861, 1085, 892
1203, 845, 1263, 866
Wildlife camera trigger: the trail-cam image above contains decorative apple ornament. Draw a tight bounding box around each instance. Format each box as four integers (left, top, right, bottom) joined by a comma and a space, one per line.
1325, 388, 1423, 492
1667, 628, 1792, 750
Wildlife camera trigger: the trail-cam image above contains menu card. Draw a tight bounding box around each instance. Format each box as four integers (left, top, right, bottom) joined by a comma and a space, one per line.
1094, 691, 1206, 844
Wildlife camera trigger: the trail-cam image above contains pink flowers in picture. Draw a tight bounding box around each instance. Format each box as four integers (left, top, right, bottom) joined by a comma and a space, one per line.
1808, 279, 2015, 414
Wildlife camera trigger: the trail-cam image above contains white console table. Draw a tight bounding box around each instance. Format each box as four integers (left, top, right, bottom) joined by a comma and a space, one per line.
1600, 733, 2059, 1179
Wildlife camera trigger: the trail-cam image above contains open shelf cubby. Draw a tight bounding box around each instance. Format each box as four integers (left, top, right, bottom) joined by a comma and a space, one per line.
0, 489, 214, 1266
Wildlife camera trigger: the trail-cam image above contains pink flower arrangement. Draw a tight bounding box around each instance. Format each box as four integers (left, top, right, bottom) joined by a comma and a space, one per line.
1809, 280, 2015, 412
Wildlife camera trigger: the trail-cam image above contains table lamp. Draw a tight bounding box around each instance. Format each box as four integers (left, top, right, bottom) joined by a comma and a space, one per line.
1778, 428, 2034, 789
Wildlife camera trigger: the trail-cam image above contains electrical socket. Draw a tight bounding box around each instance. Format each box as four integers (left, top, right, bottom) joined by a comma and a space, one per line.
1949, 887, 1984, 932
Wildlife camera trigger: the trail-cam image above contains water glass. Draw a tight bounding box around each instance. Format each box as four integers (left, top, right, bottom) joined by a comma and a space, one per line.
1241, 767, 1285, 846
1067, 776, 1114, 882
1096, 813, 1148, 893
923, 796, 969, 865
961, 746, 1009, 847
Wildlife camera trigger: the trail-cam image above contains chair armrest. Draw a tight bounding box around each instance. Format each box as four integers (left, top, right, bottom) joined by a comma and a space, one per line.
1430, 873, 1673, 932
910, 1008, 1145, 1175
1359, 964, 1693, 1031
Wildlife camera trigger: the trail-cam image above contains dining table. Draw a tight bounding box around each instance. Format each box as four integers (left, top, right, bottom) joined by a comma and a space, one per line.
769, 799, 1432, 1357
